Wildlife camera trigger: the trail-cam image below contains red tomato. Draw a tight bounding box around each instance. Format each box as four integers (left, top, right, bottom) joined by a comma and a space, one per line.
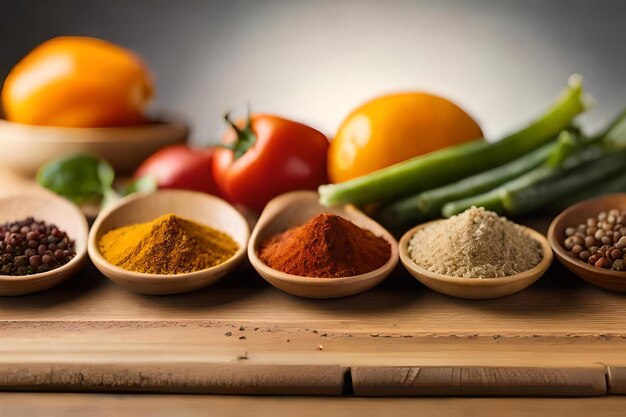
134, 145, 220, 195
213, 113, 329, 211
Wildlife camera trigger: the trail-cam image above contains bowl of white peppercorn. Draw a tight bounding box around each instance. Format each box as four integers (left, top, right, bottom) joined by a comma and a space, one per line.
548, 193, 626, 292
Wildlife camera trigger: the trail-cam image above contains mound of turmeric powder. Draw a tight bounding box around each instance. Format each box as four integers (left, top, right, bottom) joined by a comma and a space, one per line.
99, 213, 238, 275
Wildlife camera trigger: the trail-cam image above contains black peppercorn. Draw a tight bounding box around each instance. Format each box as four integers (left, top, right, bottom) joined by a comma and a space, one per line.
0, 218, 76, 276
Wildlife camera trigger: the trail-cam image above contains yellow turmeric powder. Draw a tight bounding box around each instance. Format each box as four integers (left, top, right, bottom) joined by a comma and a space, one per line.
98, 213, 238, 274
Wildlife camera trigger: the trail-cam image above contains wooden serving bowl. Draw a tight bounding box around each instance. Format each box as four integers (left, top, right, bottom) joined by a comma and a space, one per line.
0, 193, 89, 296
547, 193, 626, 292
399, 220, 553, 300
88, 190, 249, 295
0, 117, 187, 177
248, 191, 399, 299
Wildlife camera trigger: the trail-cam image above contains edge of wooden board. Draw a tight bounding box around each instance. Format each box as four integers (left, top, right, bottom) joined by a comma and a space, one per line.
0, 363, 348, 395
607, 366, 626, 394
351, 366, 608, 396
0, 363, 615, 396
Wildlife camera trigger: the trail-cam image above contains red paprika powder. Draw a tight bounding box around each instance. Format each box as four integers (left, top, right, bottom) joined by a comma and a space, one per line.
258, 213, 391, 278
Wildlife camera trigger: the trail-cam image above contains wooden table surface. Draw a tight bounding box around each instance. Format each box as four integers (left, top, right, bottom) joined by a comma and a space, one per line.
2, 255, 626, 396
2, 393, 626, 417
1, 172, 626, 397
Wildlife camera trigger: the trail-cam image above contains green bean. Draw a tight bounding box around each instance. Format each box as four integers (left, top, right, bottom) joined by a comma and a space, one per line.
377, 139, 561, 228
548, 170, 626, 212
441, 146, 619, 217
501, 150, 626, 216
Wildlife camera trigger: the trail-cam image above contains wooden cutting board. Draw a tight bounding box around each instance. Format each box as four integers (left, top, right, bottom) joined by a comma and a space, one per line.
1, 170, 626, 396
2, 254, 626, 395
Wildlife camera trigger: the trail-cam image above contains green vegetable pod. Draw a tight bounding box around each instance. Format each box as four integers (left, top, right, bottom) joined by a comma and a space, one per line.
441, 146, 619, 217
319, 75, 590, 206
548, 169, 626, 212
378, 138, 561, 228
501, 150, 626, 216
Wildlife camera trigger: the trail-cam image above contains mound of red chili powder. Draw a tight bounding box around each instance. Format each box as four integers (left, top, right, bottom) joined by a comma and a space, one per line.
258, 213, 391, 278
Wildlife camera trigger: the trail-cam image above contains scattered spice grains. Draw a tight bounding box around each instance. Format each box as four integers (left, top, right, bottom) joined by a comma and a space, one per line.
258, 213, 391, 278
0, 217, 76, 276
98, 213, 238, 275
563, 208, 626, 271
408, 207, 542, 278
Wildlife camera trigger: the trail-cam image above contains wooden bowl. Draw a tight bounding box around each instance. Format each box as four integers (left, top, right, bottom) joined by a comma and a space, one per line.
547, 193, 626, 292
248, 191, 399, 299
0, 117, 187, 177
399, 220, 553, 300
0, 193, 88, 296
88, 190, 249, 295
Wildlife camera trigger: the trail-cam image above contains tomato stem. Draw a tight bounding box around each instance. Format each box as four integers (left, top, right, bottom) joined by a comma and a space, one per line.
224, 106, 257, 159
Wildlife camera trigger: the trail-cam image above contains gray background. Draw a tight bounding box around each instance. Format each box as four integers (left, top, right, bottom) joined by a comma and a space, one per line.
1, 0, 624, 143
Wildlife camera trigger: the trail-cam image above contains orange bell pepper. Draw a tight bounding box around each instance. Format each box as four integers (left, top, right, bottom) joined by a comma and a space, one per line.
1, 36, 153, 128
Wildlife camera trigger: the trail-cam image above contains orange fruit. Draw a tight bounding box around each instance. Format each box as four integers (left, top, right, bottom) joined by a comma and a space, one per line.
328, 93, 483, 183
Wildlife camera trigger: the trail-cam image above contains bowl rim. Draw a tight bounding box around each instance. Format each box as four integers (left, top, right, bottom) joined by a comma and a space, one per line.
87, 189, 250, 282
0, 117, 188, 143
547, 193, 626, 280
399, 219, 553, 286
0, 193, 89, 284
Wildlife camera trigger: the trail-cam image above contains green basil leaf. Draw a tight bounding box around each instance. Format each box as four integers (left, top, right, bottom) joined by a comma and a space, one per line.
37, 154, 115, 204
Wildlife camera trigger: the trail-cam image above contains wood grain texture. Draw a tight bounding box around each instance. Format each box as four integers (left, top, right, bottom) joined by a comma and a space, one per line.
0, 363, 346, 395
459, 366, 606, 396
352, 366, 461, 396
607, 366, 626, 394
352, 366, 606, 396
3, 321, 626, 367
2, 394, 626, 417
2, 260, 626, 337
1, 260, 626, 394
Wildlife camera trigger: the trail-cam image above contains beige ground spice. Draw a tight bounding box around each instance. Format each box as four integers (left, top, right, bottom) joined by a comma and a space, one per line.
408, 207, 542, 278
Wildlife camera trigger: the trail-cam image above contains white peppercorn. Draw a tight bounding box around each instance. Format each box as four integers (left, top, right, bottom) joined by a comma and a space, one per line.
563, 208, 626, 272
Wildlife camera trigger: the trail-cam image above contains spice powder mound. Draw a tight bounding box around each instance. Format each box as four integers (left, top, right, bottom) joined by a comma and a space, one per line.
99, 213, 238, 275
408, 206, 542, 278
259, 213, 391, 278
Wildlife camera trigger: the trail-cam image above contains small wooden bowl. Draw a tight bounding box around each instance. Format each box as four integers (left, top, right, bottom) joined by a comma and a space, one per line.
0, 194, 88, 296
88, 190, 249, 295
248, 191, 399, 299
547, 193, 626, 292
399, 220, 553, 299
0, 117, 187, 177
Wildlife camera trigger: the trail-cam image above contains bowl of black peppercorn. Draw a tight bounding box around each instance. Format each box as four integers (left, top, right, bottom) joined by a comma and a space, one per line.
0, 192, 88, 296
